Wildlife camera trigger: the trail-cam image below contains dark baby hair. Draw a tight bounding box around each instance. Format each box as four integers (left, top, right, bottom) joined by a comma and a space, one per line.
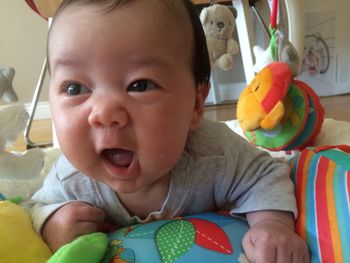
49, 0, 211, 87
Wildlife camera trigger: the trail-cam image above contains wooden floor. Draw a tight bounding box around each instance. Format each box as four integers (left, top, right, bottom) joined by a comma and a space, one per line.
204, 94, 350, 123
10, 94, 350, 152
10, 119, 53, 152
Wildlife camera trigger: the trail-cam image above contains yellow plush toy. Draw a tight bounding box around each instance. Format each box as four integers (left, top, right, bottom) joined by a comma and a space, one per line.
236, 62, 292, 131
0, 199, 52, 263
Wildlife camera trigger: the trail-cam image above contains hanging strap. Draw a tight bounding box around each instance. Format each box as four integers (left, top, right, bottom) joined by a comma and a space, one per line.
313, 144, 350, 154
270, 0, 279, 29
270, 26, 277, 61
269, 0, 279, 61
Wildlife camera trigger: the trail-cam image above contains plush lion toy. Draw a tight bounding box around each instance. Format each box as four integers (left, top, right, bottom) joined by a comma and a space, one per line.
200, 4, 239, 71
237, 62, 292, 131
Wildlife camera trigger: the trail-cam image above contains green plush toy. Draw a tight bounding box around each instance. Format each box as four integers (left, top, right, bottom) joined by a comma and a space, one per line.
48, 232, 109, 263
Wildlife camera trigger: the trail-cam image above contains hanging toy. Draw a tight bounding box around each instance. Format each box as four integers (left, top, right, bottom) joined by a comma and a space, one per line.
237, 0, 324, 151
252, 0, 300, 77
200, 2, 239, 71
253, 30, 300, 77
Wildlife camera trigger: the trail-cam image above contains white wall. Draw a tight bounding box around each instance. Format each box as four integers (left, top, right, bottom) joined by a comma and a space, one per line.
301, 0, 350, 96
0, 1, 49, 104
2, 0, 348, 107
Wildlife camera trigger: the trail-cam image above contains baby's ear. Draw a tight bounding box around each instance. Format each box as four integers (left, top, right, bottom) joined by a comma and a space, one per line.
190, 82, 210, 130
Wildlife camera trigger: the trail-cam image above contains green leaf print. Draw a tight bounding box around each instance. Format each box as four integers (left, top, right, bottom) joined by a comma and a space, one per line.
156, 220, 195, 263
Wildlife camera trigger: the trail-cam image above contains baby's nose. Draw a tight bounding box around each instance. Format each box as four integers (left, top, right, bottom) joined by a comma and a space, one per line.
88, 98, 128, 128
217, 21, 224, 29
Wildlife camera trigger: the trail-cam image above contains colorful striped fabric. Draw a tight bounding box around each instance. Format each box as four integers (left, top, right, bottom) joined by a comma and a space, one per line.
290, 145, 350, 263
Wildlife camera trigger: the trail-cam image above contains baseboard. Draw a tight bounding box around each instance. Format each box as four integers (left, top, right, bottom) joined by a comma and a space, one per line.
25, 101, 51, 120
205, 82, 246, 104
11, 84, 245, 119
0, 101, 51, 120
2, 83, 243, 120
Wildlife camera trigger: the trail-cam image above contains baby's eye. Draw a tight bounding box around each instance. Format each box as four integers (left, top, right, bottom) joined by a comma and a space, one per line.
64, 83, 90, 96
127, 80, 157, 92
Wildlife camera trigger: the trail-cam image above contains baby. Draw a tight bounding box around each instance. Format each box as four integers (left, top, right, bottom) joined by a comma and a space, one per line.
26, 0, 309, 262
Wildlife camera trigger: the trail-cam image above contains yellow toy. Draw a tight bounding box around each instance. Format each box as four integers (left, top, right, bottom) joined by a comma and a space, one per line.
0, 199, 52, 263
237, 0, 324, 151
237, 62, 292, 131
237, 62, 324, 151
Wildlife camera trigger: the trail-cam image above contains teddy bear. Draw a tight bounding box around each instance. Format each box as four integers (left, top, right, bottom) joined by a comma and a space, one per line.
200, 4, 239, 71
0, 67, 45, 199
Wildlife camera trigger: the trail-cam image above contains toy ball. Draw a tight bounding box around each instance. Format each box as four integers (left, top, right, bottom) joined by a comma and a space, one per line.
244, 80, 324, 151
237, 61, 324, 151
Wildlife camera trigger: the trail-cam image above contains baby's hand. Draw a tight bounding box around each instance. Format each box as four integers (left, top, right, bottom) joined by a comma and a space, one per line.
242, 218, 309, 263
42, 202, 109, 252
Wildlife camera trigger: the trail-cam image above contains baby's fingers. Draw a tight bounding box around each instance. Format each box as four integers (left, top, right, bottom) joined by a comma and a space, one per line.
42, 202, 106, 252
242, 231, 277, 263
276, 247, 309, 263
242, 231, 256, 262
73, 203, 109, 235
254, 241, 277, 263
275, 246, 292, 263
74, 221, 101, 237
291, 250, 310, 263
97, 221, 119, 233
75, 203, 106, 223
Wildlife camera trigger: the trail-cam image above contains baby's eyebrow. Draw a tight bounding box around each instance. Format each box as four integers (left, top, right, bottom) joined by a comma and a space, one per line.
124, 55, 179, 74
53, 56, 84, 66
129, 54, 171, 68
50, 56, 86, 72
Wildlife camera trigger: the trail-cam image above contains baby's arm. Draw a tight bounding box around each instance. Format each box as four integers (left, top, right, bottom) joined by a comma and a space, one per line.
42, 202, 115, 252
243, 210, 309, 263
23, 155, 118, 252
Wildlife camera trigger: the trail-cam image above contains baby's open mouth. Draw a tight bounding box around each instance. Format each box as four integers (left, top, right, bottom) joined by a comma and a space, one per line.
102, 148, 134, 168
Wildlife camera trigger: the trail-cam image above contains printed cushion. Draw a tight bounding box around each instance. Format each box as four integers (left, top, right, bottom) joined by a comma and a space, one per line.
102, 212, 249, 263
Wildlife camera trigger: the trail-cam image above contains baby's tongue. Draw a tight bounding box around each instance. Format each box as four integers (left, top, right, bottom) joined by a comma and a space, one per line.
103, 149, 134, 167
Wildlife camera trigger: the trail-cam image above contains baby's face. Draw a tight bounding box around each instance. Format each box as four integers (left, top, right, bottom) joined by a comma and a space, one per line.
48, 0, 207, 194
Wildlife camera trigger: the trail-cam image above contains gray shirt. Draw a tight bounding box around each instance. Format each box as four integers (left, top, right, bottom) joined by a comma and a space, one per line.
25, 119, 296, 233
